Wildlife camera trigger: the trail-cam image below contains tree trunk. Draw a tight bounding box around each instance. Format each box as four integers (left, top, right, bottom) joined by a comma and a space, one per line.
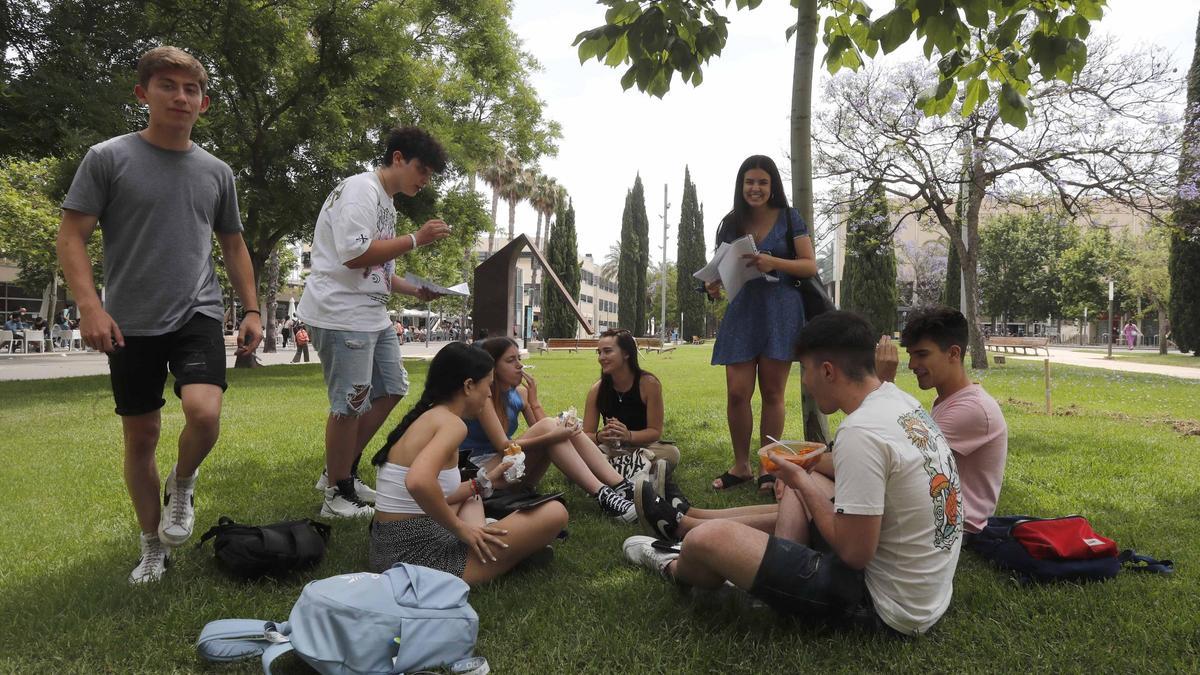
792, 0, 828, 445
507, 198, 516, 242
262, 246, 280, 353
487, 191, 500, 255
1158, 302, 1169, 355
532, 211, 544, 287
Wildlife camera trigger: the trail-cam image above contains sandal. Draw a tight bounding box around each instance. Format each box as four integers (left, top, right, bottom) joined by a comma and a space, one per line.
756, 474, 776, 493
711, 471, 752, 490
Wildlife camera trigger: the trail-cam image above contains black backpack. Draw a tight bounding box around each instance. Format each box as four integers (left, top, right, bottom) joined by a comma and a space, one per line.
199, 517, 331, 579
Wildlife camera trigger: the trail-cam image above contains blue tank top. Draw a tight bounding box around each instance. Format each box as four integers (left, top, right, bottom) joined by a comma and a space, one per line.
461, 387, 523, 458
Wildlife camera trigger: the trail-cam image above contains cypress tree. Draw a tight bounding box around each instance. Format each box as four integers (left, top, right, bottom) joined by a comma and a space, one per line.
630, 175, 651, 335
675, 167, 707, 340
1170, 11, 1200, 355
617, 188, 641, 331
842, 182, 898, 337
542, 198, 580, 338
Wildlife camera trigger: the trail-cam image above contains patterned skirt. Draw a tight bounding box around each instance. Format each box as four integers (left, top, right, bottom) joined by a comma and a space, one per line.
369, 517, 468, 577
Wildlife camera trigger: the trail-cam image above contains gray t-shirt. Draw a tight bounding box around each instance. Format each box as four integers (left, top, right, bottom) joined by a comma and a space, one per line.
62, 132, 242, 336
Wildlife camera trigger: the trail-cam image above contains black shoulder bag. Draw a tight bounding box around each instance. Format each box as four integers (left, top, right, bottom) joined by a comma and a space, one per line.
784, 208, 836, 321
198, 516, 332, 579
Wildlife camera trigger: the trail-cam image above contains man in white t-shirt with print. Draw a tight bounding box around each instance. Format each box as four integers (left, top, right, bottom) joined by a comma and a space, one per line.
875, 305, 1008, 538
624, 311, 963, 635
298, 126, 450, 518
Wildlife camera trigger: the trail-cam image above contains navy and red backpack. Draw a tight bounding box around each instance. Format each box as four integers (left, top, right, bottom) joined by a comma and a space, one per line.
970, 515, 1173, 584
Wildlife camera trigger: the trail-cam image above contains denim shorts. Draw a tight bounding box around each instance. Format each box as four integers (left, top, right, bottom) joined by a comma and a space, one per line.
749, 534, 888, 631
309, 325, 408, 416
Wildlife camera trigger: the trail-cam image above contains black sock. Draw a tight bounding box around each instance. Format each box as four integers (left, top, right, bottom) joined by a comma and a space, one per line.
614, 478, 632, 493
335, 477, 358, 500
350, 453, 363, 477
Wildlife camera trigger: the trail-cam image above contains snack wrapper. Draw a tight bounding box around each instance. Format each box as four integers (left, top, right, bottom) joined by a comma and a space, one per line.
558, 406, 579, 428
503, 443, 526, 482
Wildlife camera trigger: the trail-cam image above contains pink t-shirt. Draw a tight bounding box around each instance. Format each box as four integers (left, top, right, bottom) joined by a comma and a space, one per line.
932, 384, 1007, 534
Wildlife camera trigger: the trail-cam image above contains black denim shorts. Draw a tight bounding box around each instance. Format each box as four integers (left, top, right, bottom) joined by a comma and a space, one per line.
749, 534, 887, 631
108, 313, 227, 416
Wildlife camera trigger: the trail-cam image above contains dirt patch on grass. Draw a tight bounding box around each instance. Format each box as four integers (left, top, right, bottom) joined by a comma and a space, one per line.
1000, 398, 1199, 437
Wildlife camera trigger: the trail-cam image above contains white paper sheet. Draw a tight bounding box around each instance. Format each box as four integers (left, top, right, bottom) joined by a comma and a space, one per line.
715, 235, 768, 301
404, 273, 470, 297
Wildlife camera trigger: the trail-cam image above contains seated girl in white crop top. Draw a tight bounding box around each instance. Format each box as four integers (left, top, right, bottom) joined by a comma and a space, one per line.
368, 342, 568, 586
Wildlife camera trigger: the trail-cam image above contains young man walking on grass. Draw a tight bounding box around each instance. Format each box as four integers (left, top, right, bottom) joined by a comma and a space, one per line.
297, 127, 450, 518
56, 46, 262, 584
625, 311, 964, 635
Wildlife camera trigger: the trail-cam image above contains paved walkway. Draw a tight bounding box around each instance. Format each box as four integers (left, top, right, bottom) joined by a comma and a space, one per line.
1003, 346, 1200, 380
0, 340, 459, 382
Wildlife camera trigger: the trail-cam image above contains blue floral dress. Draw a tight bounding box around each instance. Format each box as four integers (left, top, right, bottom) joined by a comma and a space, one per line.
711, 208, 807, 365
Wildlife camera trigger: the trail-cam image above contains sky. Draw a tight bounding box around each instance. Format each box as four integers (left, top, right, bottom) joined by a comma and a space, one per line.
502, 0, 1199, 265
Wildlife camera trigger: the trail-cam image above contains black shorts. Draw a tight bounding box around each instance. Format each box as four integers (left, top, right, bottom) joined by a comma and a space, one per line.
108, 313, 227, 416
749, 533, 889, 631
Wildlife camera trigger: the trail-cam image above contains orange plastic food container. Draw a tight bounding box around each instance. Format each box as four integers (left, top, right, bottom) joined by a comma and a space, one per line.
758, 440, 826, 473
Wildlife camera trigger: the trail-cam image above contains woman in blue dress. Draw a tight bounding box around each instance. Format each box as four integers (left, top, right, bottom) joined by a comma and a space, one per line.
705, 155, 816, 491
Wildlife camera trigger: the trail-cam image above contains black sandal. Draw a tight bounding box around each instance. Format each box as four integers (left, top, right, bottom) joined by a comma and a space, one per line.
756, 474, 777, 493
712, 471, 752, 490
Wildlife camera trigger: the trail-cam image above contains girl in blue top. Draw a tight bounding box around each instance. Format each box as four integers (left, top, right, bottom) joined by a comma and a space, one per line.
705, 155, 816, 491
464, 337, 637, 521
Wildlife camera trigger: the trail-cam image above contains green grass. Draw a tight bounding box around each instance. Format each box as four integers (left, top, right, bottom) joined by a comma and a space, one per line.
2, 347, 1198, 673
1070, 350, 1200, 369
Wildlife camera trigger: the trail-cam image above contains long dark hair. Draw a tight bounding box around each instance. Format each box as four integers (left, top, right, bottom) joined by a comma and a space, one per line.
476, 336, 520, 428
714, 154, 791, 248
372, 341, 494, 466
596, 328, 652, 414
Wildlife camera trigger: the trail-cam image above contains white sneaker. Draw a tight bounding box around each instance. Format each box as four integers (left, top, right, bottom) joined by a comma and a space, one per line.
158, 466, 196, 546
622, 535, 679, 578
314, 470, 376, 504
320, 486, 375, 518
129, 533, 170, 585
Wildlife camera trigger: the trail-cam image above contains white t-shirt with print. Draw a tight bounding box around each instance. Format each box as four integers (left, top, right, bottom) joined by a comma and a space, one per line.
298, 171, 396, 332
832, 382, 963, 635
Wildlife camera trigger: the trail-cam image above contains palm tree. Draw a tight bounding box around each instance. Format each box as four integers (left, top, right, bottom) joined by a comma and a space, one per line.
600, 242, 621, 280
530, 175, 561, 287
480, 158, 506, 255
498, 162, 533, 246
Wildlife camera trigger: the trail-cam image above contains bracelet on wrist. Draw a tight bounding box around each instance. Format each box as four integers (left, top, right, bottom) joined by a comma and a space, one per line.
241, 309, 261, 318
408, 233, 419, 250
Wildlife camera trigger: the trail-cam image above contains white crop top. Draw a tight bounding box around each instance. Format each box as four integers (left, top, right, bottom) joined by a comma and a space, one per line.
375, 462, 461, 515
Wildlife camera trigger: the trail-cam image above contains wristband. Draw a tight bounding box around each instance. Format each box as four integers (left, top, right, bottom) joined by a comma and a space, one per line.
408, 233, 419, 250
242, 309, 261, 318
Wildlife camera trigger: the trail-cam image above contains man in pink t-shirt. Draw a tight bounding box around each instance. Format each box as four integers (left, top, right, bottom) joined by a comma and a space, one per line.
876, 306, 1008, 534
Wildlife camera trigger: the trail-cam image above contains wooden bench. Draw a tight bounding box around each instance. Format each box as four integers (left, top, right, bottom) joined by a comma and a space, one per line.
984, 336, 1050, 358
635, 337, 676, 354
546, 338, 600, 352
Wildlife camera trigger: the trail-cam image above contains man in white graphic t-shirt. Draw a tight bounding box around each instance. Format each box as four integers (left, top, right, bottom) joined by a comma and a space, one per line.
623, 311, 963, 635
298, 127, 451, 518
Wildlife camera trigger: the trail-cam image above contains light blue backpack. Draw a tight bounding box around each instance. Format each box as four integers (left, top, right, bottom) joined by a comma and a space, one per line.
197, 564, 479, 674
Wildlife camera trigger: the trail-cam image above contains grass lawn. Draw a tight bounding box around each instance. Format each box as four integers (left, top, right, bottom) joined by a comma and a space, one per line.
1, 347, 1198, 673
1071, 350, 1200, 369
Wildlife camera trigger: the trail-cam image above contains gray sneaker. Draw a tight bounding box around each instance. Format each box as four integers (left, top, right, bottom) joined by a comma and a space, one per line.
129, 533, 170, 585
622, 535, 679, 578
158, 466, 197, 547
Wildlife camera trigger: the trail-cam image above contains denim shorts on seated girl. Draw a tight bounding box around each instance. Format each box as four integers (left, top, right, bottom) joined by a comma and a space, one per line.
308, 325, 408, 416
